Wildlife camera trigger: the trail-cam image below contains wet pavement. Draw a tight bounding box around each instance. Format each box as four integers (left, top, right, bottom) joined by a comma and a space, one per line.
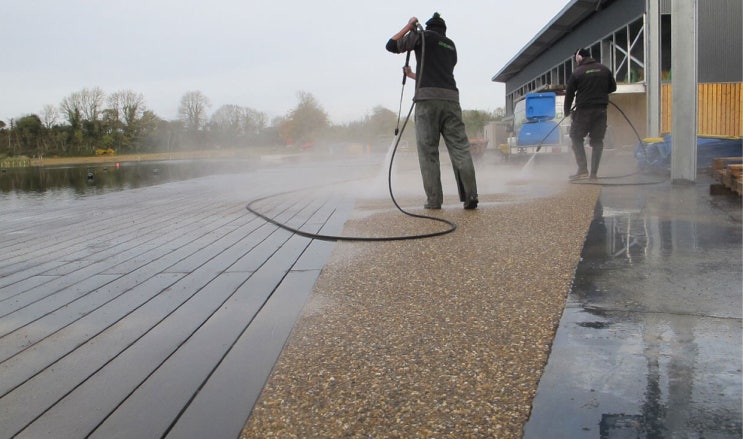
524, 176, 742, 438
1, 147, 741, 438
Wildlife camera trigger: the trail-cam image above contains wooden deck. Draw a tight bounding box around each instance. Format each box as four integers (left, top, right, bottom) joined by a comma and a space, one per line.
0, 167, 357, 439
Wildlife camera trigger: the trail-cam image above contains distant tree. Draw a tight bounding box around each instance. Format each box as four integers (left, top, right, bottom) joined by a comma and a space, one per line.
462, 109, 497, 139
60, 88, 105, 123
15, 114, 44, 156
59, 93, 83, 129
0, 120, 6, 156
209, 104, 267, 147
279, 91, 328, 146
58, 88, 106, 154
108, 90, 146, 127
178, 91, 211, 131
136, 111, 171, 153
365, 106, 397, 139
105, 90, 149, 152
79, 87, 105, 122
40, 105, 59, 129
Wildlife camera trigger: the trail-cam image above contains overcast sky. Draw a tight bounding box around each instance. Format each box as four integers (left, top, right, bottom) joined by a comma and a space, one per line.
1, 1, 568, 125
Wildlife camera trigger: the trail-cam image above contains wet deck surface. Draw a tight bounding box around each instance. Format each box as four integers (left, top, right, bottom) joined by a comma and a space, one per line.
525, 177, 743, 437
0, 161, 364, 439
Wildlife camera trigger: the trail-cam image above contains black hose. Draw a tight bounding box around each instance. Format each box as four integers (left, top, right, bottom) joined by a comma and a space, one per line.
522, 98, 667, 186
246, 22, 457, 242
534, 114, 568, 153
566, 101, 667, 185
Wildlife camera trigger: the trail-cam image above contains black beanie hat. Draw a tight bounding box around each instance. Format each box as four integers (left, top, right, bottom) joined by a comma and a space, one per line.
426, 12, 446, 31
576, 48, 591, 57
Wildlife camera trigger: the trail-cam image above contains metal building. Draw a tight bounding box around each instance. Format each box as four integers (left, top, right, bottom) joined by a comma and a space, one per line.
492, 0, 742, 145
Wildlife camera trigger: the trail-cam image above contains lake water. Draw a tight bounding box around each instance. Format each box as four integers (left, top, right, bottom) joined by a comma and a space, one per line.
0, 160, 254, 206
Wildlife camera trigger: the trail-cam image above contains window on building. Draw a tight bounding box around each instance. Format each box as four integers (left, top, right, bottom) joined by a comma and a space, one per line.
661, 14, 672, 80
505, 16, 647, 113
628, 18, 645, 82
612, 17, 645, 83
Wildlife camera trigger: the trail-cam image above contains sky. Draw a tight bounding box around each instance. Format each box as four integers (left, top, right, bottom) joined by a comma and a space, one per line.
0, 1, 568, 125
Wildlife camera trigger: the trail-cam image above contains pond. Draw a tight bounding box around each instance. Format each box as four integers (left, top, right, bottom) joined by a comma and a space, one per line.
0, 159, 255, 206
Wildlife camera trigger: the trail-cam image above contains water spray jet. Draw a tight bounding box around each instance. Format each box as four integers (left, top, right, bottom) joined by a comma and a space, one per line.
246, 21, 458, 242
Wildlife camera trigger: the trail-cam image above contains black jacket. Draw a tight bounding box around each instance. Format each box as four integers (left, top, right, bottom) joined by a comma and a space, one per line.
386, 29, 459, 102
564, 58, 617, 114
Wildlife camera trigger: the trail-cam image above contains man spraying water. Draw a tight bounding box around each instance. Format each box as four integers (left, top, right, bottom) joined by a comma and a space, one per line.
564, 48, 617, 180
386, 13, 479, 210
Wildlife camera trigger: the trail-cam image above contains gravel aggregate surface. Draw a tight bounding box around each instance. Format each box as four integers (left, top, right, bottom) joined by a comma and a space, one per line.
241, 179, 600, 438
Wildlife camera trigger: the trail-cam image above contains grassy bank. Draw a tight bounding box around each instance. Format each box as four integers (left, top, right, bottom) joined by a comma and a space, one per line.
26, 148, 283, 167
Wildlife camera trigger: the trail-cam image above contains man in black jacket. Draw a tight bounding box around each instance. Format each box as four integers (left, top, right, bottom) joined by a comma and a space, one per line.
564, 48, 617, 180
386, 13, 478, 210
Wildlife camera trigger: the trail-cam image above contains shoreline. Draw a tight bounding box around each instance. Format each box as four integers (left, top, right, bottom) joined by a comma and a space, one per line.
28, 149, 268, 167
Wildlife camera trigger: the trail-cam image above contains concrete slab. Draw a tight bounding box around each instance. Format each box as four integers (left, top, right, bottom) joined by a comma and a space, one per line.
525, 176, 742, 438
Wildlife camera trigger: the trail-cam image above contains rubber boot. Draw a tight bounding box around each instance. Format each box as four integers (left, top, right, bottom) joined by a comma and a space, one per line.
590, 143, 603, 179
454, 169, 466, 202
570, 138, 588, 179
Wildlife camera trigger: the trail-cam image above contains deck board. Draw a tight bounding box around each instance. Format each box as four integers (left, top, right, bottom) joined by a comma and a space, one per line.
0, 167, 361, 439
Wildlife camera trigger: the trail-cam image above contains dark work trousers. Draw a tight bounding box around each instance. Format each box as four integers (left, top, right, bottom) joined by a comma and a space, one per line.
414, 100, 478, 207
569, 106, 608, 176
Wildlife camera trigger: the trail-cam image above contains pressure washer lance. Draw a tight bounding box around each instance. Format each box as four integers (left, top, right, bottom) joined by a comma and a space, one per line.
246, 19, 456, 242
522, 101, 664, 186
394, 20, 422, 136
394, 50, 412, 136
535, 113, 570, 153
521, 113, 569, 171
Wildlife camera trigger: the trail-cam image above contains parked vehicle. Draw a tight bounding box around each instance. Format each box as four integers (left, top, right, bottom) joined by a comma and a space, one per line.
505, 90, 571, 156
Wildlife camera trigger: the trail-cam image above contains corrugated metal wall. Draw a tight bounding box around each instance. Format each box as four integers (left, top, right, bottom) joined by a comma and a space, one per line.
661, 0, 741, 82
503, 0, 742, 92
698, 0, 742, 82
499, 0, 742, 134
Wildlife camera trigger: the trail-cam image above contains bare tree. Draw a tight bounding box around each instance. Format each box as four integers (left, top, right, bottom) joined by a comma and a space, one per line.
60, 92, 83, 127
59, 87, 105, 125
40, 104, 58, 129
178, 91, 211, 131
108, 90, 146, 127
210, 104, 267, 142
80, 87, 105, 121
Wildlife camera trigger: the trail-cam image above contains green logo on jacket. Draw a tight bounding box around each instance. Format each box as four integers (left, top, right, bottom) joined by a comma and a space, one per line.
438, 41, 455, 51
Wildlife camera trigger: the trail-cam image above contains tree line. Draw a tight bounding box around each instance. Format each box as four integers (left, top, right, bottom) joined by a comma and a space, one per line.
0, 87, 504, 159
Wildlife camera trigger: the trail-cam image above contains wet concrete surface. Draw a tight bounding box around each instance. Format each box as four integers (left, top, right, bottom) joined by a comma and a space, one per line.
525, 176, 742, 438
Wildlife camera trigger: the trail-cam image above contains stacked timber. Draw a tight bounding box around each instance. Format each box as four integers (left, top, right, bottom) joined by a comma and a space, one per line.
712, 157, 743, 196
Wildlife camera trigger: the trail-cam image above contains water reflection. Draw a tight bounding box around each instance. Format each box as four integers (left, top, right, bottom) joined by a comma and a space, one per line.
579, 188, 742, 436
0, 160, 253, 204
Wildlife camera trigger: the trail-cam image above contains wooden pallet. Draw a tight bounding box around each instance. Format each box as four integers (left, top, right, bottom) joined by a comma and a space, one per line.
712, 157, 743, 196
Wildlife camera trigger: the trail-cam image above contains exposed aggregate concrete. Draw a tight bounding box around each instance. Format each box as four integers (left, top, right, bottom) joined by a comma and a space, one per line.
242, 183, 600, 438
